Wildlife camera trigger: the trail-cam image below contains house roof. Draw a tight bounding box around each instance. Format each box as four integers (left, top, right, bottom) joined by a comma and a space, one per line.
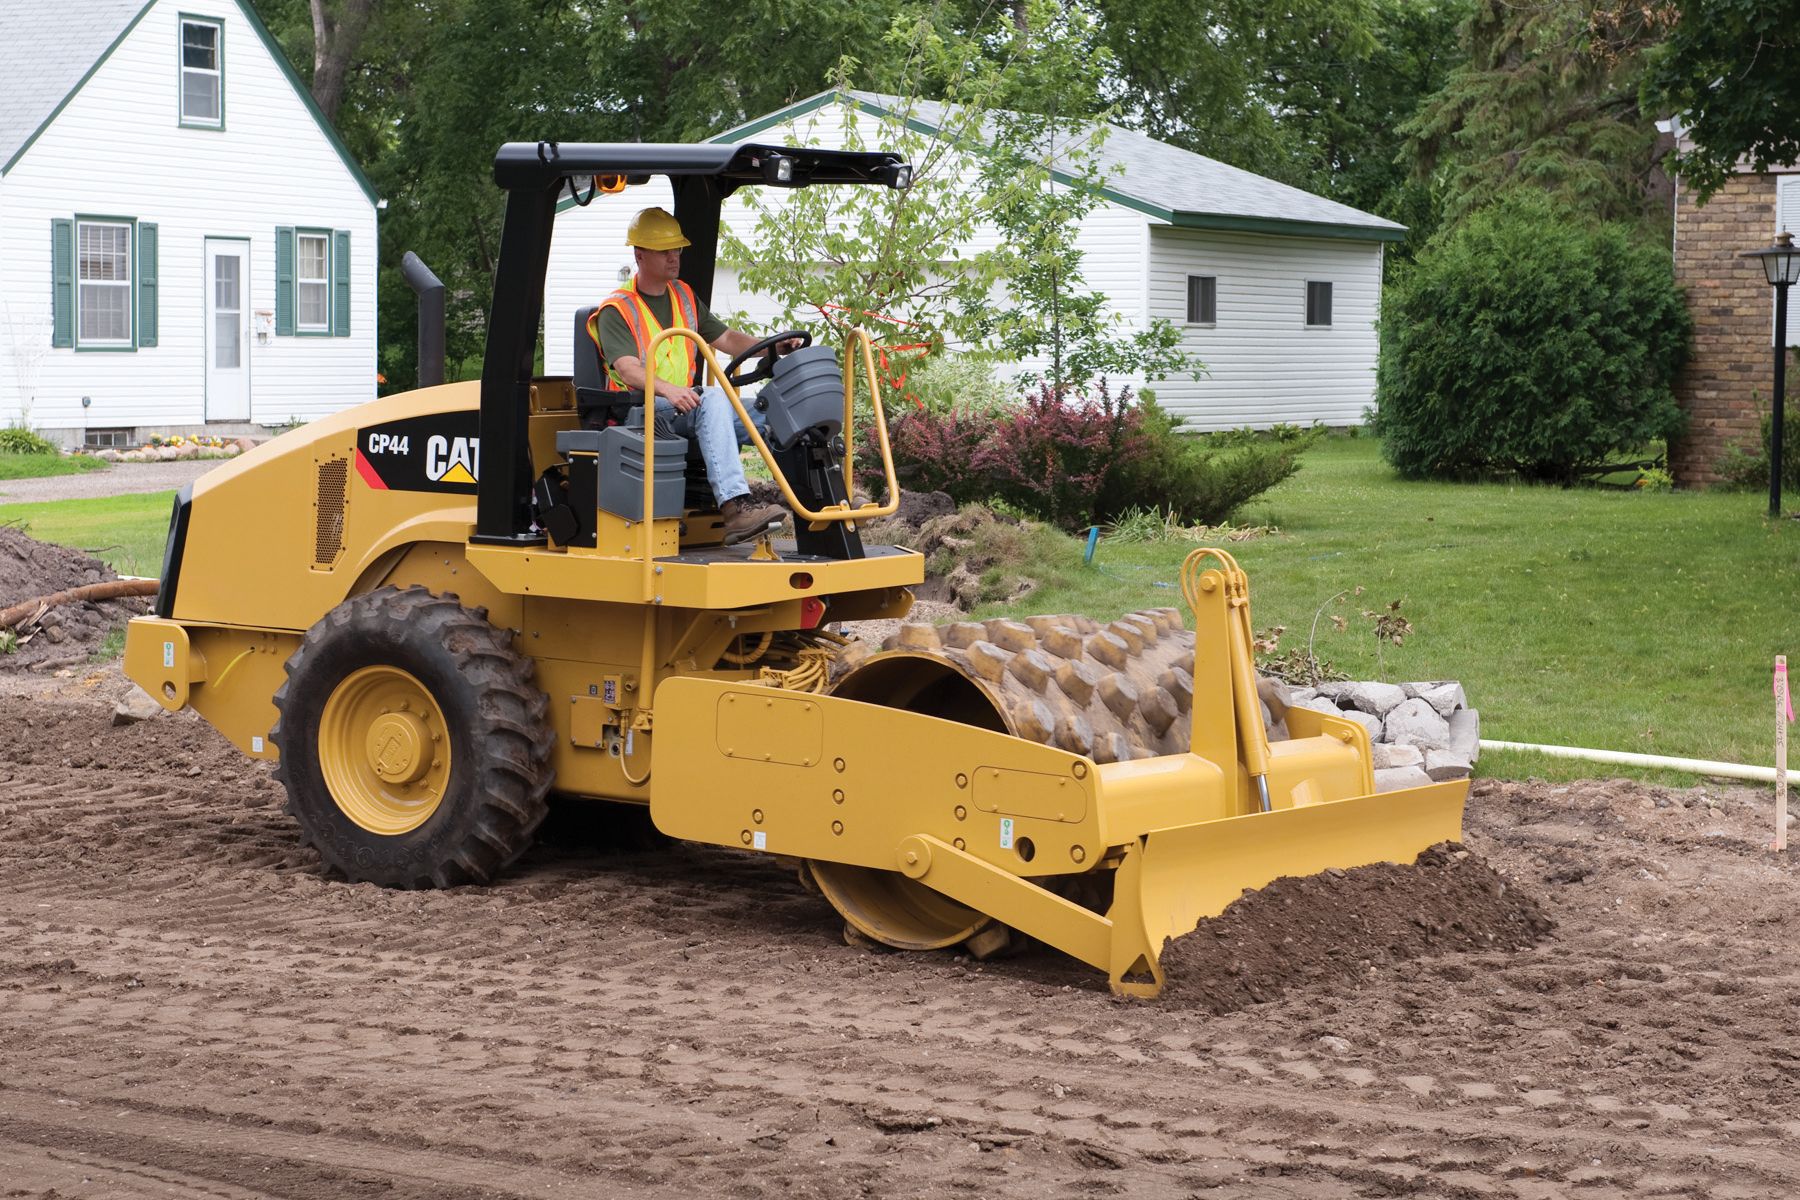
0, 0, 378, 205
0, 0, 148, 169
715, 90, 1406, 243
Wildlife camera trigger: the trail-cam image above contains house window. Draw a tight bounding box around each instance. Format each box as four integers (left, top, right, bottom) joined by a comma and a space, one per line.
180, 17, 223, 127
1186, 275, 1216, 324
77, 220, 133, 347
1305, 280, 1333, 327
297, 233, 330, 332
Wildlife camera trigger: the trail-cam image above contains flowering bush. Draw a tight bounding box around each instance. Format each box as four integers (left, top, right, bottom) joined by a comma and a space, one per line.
864, 381, 1308, 530
147, 434, 228, 449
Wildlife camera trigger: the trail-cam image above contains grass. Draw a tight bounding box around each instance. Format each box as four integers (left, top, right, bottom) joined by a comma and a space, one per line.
0, 491, 173, 578
975, 437, 1799, 783
0, 453, 109, 481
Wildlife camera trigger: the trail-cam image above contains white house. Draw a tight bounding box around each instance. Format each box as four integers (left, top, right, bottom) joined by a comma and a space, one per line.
0, 0, 379, 447
545, 90, 1405, 430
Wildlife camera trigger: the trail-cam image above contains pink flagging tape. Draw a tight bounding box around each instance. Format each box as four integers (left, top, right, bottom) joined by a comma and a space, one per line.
1778, 661, 1795, 724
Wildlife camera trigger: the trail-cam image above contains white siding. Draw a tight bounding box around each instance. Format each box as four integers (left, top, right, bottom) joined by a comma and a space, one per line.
1777, 175, 1800, 347
0, 0, 377, 434
1146, 227, 1383, 429
544, 101, 1147, 389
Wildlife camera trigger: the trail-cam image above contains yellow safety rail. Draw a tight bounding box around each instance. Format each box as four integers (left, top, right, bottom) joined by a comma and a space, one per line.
641, 326, 901, 538
1182, 547, 1276, 812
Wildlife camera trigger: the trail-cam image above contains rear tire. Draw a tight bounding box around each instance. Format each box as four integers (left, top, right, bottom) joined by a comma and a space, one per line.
271, 586, 553, 888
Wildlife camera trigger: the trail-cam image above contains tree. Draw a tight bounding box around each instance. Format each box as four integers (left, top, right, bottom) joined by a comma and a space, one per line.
1263, 0, 1470, 243
1402, 0, 1674, 229
1640, 0, 1800, 200
726, 0, 1192, 392
308, 0, 378, 122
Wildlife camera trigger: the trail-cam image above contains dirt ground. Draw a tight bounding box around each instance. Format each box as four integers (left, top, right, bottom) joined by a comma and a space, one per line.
2, 658, 1797, 1200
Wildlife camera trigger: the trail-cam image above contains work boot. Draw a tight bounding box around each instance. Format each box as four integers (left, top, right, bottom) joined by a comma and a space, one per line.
719, 495, 785, 545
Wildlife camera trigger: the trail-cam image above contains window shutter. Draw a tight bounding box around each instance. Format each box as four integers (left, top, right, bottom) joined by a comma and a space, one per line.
275, 226, 295, 336
51, 219, 74, 348
137, 223, 159, 347
332, 229, 351, 337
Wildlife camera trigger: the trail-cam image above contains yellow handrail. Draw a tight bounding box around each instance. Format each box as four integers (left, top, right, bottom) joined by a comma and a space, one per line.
1181, 548, 1275, 812
641, 326, 901, 532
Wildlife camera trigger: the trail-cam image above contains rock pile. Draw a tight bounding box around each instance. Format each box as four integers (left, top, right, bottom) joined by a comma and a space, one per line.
90, 440, 248, 463
1277, 678, 1479, 792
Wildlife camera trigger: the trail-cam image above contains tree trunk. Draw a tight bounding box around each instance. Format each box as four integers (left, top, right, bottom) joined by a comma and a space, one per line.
309, 0, 377, 124
1, 579, 158, 630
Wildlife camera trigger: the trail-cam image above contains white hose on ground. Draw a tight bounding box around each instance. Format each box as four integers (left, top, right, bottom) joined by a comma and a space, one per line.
1480, 739, 1781, 784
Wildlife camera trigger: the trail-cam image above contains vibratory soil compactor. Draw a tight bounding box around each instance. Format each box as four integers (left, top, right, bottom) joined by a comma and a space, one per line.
124, 141, 1465, 996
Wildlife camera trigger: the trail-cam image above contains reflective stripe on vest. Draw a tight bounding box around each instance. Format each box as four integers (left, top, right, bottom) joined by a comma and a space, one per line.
588, 276, 700, 392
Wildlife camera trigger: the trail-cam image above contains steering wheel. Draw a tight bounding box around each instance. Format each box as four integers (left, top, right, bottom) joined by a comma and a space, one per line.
723, 329, 811, 390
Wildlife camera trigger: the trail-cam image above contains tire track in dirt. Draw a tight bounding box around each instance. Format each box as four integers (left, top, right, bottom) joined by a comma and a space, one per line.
5, 691, 1800, 1197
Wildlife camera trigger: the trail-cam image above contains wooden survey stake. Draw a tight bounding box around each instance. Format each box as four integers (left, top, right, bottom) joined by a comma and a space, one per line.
1777, 656, 1791, 853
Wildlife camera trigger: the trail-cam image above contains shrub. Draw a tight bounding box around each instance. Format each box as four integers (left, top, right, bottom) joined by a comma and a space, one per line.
0, 426, 58, 456
875, 404, 1003, 502
1718, 395, 1800, 492
865, 382, 1306, 530
898, 352, 1019, 417
1373, 191, 1690, 484
980, 381, 1151, 528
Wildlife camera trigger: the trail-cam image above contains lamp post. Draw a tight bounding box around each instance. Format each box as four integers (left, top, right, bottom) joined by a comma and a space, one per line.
1742, 231, 1800, 518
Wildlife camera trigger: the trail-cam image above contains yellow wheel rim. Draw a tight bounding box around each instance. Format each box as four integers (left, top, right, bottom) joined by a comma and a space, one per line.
318, 665, 452, 836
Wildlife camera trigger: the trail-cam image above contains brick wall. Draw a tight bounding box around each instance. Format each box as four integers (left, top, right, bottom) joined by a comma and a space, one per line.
1670, 172, 1789, 486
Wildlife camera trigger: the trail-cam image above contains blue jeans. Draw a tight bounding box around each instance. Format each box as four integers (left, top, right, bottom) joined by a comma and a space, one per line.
650, 386, 768, 507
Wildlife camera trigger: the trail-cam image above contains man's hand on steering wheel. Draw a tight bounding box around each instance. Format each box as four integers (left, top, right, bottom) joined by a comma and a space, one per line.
723, 329, 812, 389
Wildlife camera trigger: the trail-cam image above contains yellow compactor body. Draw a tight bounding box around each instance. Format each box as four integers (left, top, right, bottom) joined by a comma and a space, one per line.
124, 140, 1465, 996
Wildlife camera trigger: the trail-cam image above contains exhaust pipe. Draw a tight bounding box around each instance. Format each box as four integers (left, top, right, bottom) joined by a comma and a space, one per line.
401, 251, 446, 388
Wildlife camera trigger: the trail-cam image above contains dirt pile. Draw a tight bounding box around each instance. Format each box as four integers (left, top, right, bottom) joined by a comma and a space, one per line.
0, 526, 152, 671
898, 504, 1038, 610
1160, 842, 1554, 1013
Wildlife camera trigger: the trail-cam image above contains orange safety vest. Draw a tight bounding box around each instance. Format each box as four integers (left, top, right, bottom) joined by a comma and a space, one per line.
586, 276, 701, 392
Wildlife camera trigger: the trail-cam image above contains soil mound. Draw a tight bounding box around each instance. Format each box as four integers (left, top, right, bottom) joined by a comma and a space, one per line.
0, 525, 151, 670
1160, 843, 1553, 1013
901, 505, 1037, 611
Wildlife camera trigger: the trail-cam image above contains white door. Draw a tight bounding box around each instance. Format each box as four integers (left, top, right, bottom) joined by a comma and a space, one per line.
205, 239, 250, 421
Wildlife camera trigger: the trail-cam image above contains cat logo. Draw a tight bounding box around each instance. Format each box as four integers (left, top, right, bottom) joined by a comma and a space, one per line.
426, 435, 480, 485
355, 414, 481, 494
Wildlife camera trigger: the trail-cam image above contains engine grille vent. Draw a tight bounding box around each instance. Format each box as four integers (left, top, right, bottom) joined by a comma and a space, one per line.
313, 458, 349, 569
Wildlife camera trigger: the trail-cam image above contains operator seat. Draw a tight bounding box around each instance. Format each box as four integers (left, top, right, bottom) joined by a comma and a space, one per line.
571, 307, 713, 507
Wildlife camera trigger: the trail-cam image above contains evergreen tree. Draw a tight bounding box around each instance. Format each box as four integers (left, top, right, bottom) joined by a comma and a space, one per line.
1402, 0, 1674, 229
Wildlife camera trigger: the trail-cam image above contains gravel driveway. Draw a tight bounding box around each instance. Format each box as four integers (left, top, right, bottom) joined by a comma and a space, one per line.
0, 460, 220, 505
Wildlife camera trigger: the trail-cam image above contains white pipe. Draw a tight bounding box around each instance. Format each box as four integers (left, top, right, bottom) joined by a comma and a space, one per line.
1480, 739, 1781, 784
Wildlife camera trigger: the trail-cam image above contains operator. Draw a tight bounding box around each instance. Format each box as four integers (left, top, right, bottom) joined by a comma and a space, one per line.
587, 206, 793, 545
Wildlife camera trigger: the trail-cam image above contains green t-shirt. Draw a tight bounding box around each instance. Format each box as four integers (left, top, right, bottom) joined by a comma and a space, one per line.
594, 285, 727, 379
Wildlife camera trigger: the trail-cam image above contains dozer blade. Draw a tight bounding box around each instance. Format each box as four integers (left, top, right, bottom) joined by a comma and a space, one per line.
1106, 779, 1468, 997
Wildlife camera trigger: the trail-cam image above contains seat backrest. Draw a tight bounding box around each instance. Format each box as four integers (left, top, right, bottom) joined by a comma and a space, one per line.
573, 306, 606, 393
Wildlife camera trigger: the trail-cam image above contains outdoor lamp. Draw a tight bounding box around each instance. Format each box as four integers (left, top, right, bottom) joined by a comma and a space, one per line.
1741, 231, 1800, 518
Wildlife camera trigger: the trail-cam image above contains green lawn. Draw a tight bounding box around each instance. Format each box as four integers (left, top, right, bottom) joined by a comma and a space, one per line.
0, 491, 173, 578
977, 437, 1799, 782
0, 453, 109, 480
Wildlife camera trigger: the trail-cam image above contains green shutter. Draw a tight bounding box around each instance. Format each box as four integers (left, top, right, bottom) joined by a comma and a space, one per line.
51, 219, 74, 348
275, 226, 295, 336
332, 229, 350, 336
137, 223, 158, 347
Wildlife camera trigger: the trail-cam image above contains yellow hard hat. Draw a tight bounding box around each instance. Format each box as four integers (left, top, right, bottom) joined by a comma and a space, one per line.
626, 207, 691, 251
